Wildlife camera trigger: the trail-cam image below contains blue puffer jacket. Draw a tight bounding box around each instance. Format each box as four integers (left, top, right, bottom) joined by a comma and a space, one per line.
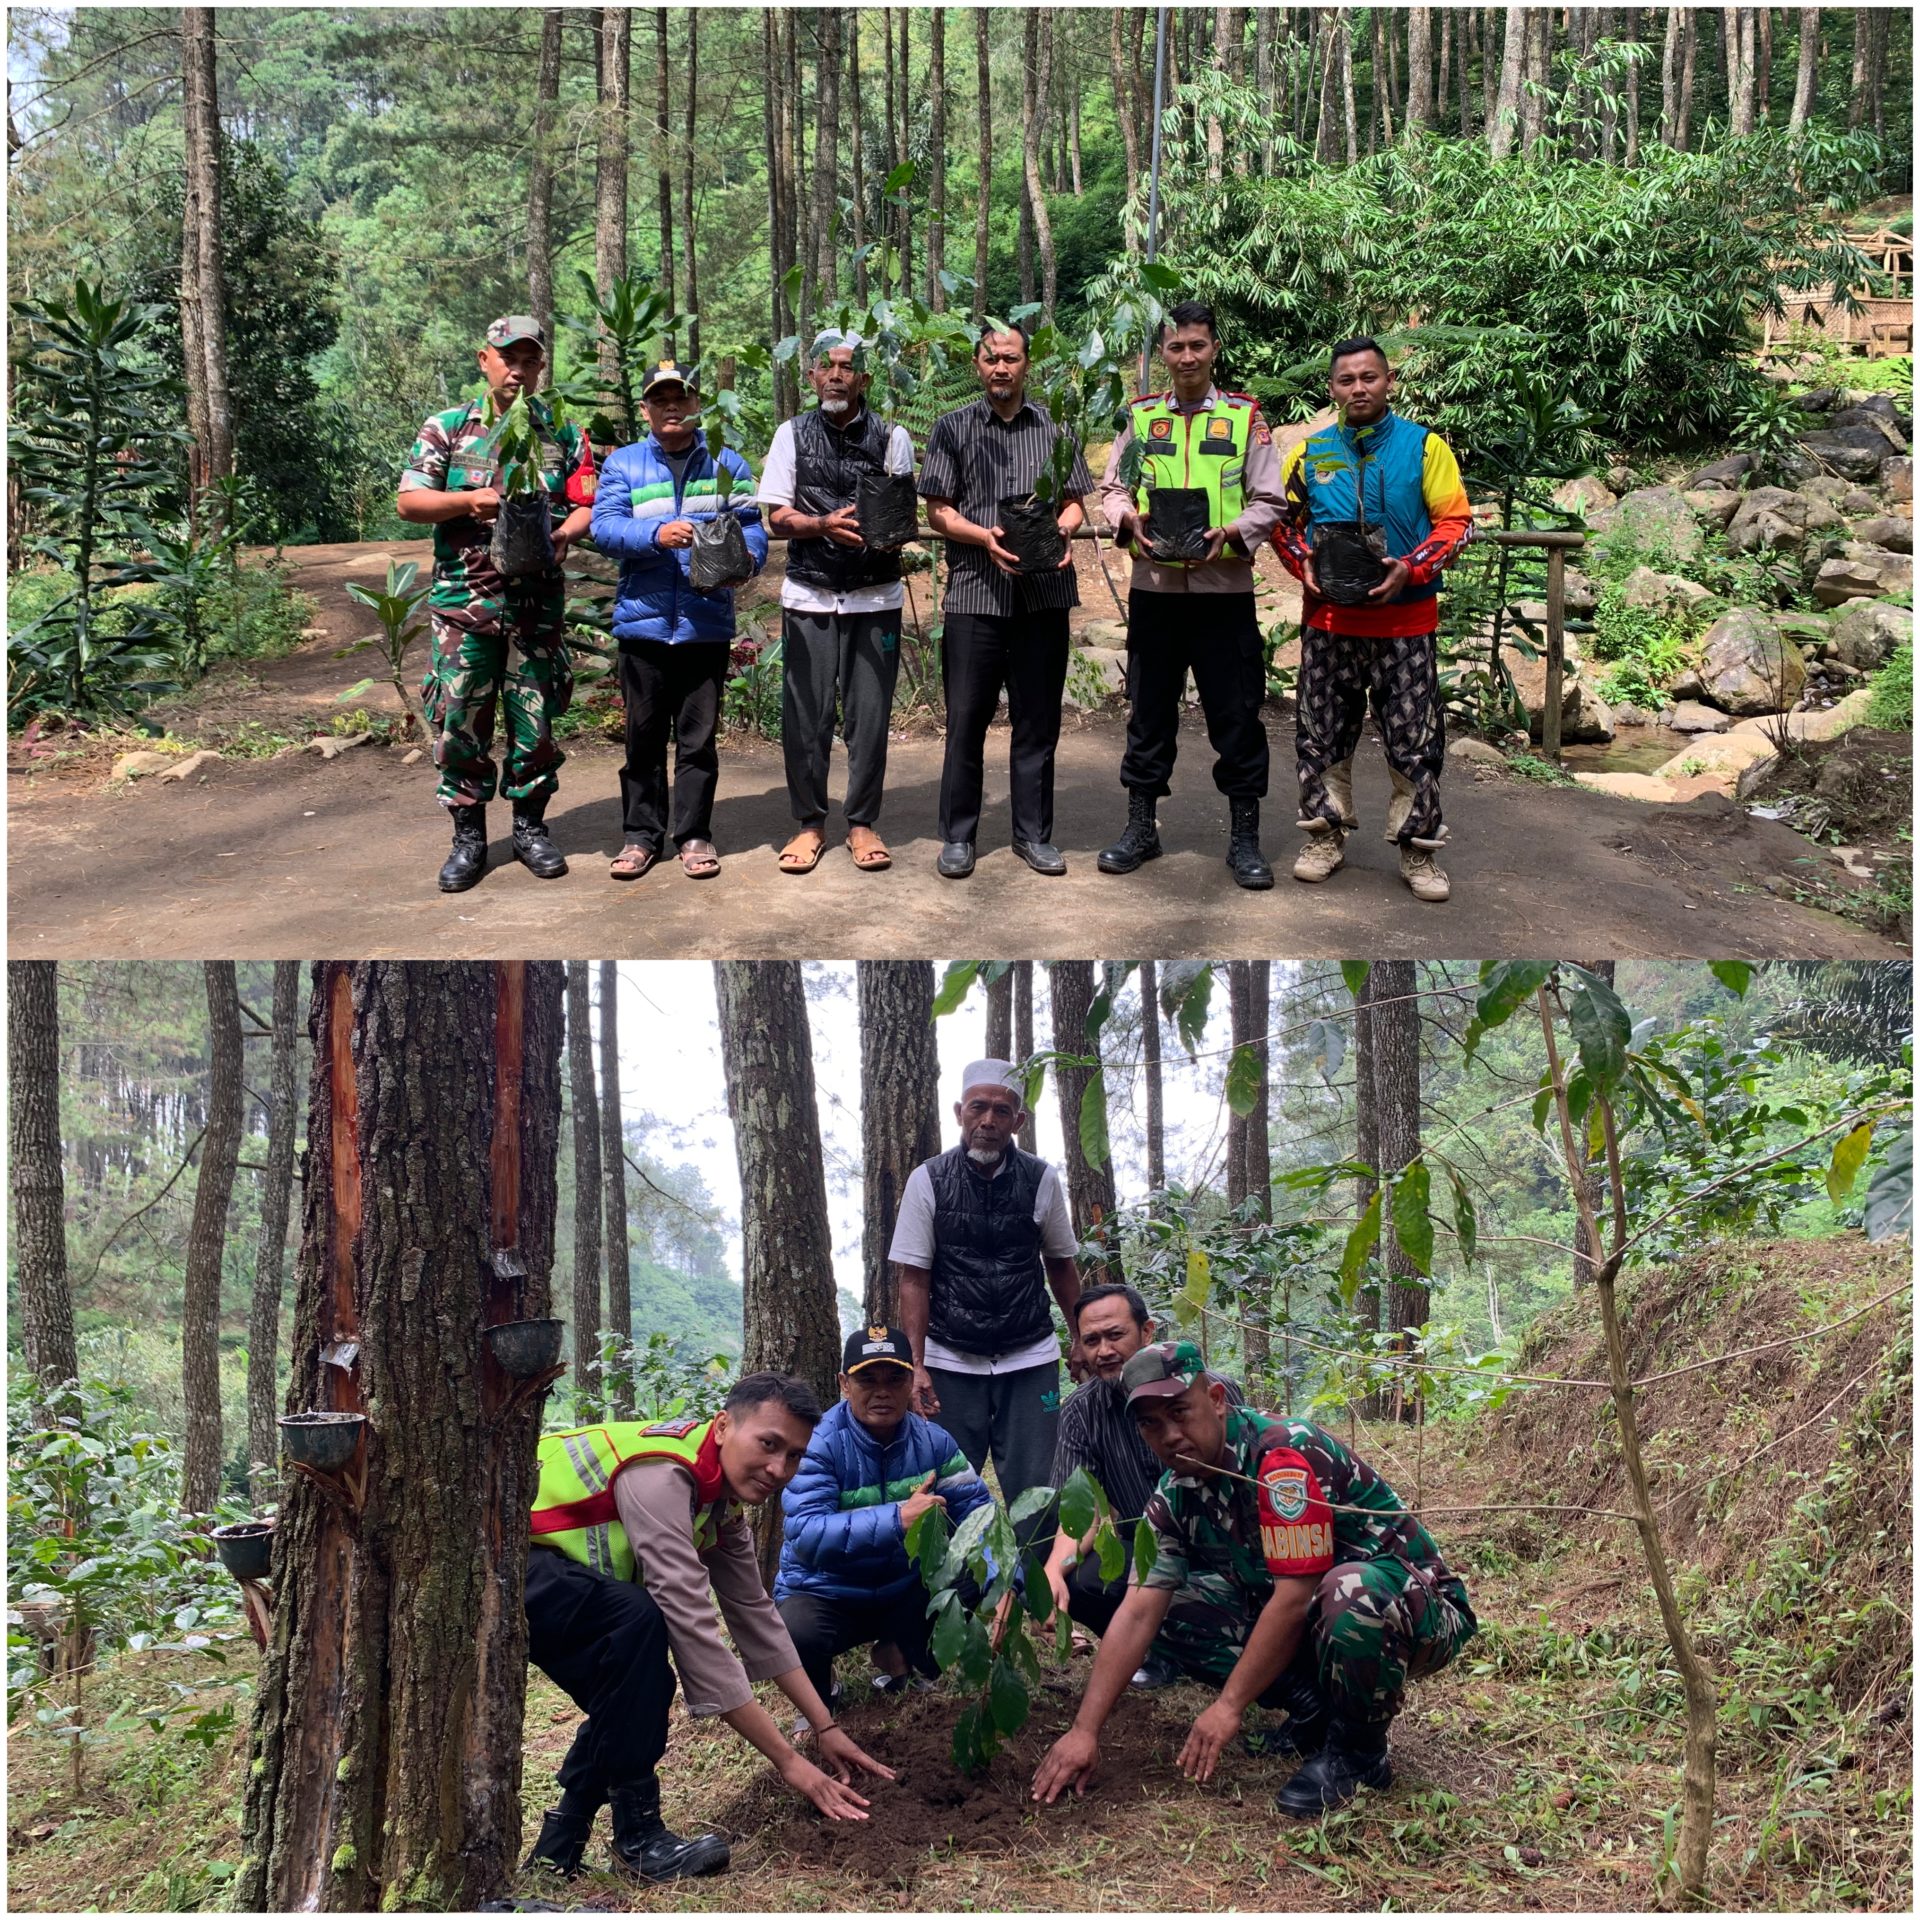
774, 1401, 991, 1606
590, 431, 768, 647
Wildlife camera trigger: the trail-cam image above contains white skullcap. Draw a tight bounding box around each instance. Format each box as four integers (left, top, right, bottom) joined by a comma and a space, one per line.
812, 328, 866, 359
958, 1058, 1022, 1101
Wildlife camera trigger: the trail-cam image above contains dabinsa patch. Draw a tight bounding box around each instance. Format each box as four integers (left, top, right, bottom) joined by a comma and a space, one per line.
1264, 1464, 1310, 1520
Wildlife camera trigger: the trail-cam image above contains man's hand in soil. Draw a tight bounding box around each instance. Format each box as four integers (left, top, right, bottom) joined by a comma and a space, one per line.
782, 1752, 873, 1820
897, 1471, 946, 1532
911, 1366, 941, 1418
821, 503, 866, 549
815, 1725, 895, 1787
655, 519, 697, 550
1177, 1699, 1242, 1785
1031, 1727, 1100, 1803
1365, 557, 1411, 601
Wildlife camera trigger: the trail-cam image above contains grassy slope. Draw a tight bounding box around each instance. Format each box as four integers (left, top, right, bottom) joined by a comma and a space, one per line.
7, 1236, 1910, 1913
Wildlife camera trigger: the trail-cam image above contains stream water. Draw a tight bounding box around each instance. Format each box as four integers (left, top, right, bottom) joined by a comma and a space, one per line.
1560, 725, 1697, 776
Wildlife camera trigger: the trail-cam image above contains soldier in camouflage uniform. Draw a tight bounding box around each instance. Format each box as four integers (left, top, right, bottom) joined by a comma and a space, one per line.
398, 315, 596, 892
1032, 1339, 1475, 1817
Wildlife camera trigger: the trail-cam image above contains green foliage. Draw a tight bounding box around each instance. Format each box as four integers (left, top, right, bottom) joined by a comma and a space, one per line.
1864, 641, 1912, 731
1591, 589, 1699, 709
1732, 381, 1818, 486
339, 558, 431, 736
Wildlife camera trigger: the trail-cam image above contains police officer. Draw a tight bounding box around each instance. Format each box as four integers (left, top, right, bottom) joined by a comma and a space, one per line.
1031, 1341, 1475, 1817
1095, 301, 1286, 890
399, 316, 595, 893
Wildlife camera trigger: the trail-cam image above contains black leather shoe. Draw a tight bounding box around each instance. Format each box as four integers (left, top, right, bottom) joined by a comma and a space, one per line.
511, 799, 568, 879
1275, 1731, 1393, 1816
608, 1780, 730, 1882
1097, 789, 1162, 874
1227, 798, 1274, 890
1243, 1712, 1328, 1759
522, 1802, 595, 1879
937, 840, 976, 879
1012, 839, 1067, 876
437, 804, 488, 893
1128, 1653, 1178, 1690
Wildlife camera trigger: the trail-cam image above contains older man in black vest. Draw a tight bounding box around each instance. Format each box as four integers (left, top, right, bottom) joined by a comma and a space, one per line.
759, 333, 917, 877
890, 1058, 1083, 1546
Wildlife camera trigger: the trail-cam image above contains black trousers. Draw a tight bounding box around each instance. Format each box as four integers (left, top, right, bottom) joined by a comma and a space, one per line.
524, 1548, 674, 1807
776, 1588, 938, 1706
1118, 590, 1270, 801
617, 638, 730, 848
938, 608, 1071, 845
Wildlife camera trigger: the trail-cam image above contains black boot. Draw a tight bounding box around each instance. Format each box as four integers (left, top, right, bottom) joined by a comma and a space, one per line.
437, 804, 488, 893
521, 1790, 600, 1879
608, 1778, 731, 1882
511, 795, 568, 879
1275, 1723, 1393, 1816
1244, 1668, 1329, 1758
1226, 798, 1274, 890
1097, 788, 1162, 875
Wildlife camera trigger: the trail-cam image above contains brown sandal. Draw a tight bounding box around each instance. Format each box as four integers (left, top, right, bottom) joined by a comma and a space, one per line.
679, 839, 721, 879
847, 828, 892, 872
610, 842, 659, 880
779, 829, 826, 875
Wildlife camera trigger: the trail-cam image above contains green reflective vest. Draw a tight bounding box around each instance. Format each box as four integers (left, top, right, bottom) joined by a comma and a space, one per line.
1127, 391, 1257, 565
529, 1416, 732, 1584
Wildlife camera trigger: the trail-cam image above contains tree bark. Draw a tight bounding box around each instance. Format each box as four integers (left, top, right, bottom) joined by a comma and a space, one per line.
985, 964, 1014, 1060
1315, 10, 1341, 160
593, 7, 631, 388
857, 964, 942, 1325
1208, 4, 1229, 183
1022, 10, 1058, 318
1369, 961, 1425, 1411
181, 962, 243, 1511
1573, 962, 1616, 1289
246, 962, 301, 1505
566, 963, 603, 1420
1622, 4, 1641, 160
1677, 7, 1698, 149
896, 8, 913, 291
1340, 9, 1360, 162
1352, 967, 1381, 1369
1013, 962, 1038, 1154
1729, 6, 1759, 135
1789, 5, 1820, 126
236, 962, 563, 1912
1491, 5, 1527, 155
597, 963, 632, 1419
1370, 9, 1392, 152
180, 8, 233, 498
680, 10, 699, 369
808, 8, 842, 325
1519, 6, 1552, 149
1243, 961, 1272, 1383
1049, 963, 1117, 1280
1226, 964, 1250, 1216
764, 11, 796, 419
1254, 8, 1276, 172
974, 9, 992, 318
652, 10, 675, 331
526, 11, 563, 351
926, 8, 947, 307
1139, 960, 1165, 1202
9, 961, 78, 1392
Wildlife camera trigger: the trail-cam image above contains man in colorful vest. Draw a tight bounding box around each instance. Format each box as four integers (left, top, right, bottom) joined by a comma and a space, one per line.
1270, 336, 1474, 902
891, 1058, 1084, 1553
1031, 1341, 1476, 1818
774, 1323, 994, 1705
1094, 300, 1287, 890
590, 359, 767, 881
399, 315, 596, 893
522, 1372, 893, 1883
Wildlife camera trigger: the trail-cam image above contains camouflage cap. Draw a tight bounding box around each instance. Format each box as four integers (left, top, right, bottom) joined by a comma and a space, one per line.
1121, 1339, 1210, 1408
484, 315, 547, 351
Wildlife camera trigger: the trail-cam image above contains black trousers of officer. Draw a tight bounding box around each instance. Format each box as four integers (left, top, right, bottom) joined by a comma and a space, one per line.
776, 1588, 939, 1707
524, 1548, 675, 1806
1117, 590, 1270, 800
938, 608, 1072, 846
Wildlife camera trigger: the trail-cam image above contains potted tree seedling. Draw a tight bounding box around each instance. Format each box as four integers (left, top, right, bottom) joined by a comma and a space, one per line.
484, 389, 569, 579
685, 404, 755, 595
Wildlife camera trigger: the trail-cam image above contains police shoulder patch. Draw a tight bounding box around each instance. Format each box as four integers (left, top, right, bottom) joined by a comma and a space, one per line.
644, 1414, 703, 1438
1148, 417, 1174, 440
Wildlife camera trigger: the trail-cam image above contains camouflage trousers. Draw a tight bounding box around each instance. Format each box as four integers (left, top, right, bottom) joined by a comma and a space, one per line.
422, 611, 573, 809
1158, 1557, 1476, 1728
1295, 627, 1445, 844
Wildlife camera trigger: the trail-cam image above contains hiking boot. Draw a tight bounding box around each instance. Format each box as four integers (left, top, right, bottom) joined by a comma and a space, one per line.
511, 795, 568, 879
1244, 1669, 1329, 1757
1275, 1725, 1393, 1817
1383, 767, 1415, 845
1226, 799, 1273, 889
522, 1796, 598, 1879
1291, 827, 1347, 884
1400, 843, 1450, 902
437, 805, 488, 893
1097, 789, 1162, 874
1326, 756, 1359, 829
608, 1779, 730, 1882
1129, 1652, 1179, 1690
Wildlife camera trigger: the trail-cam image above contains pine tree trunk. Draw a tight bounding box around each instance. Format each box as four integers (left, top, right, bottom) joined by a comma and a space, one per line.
8, 961, 78, 1392
236, 962, 563, 1912
593, 8, 631, 389
810, 9, 842, 320
1756, 3, 1772, 122
1519, 7, 1551, 149
927, 8, 947, 306
857, 963, 942, 1324
1226, 964, 1250, 1216
1208, 3, 1228, 183
1491, 4, 1527, 155
180, 8, 233, 496
597, 963, 633, 1419
1315, 9, 1341, 159
1484, 6, 1502, 132
896, 9, 914, 291
652, 10, 675, 330
974, 9, 992, 317
1370, 9, 1391, 151
680, 11, 700, 368
1573, 962, 1616, 1288
1677, 7, 1698, 148
246, 962, 302, 1505
1353, 968, 1381, 1381
1139, 960, 1166, 1201
1243, 961, 1272, 1383
526, 10, 563, 350
1340, 9, 1360, 161
985, 965, 1015, 1059
1729, 6, 1758, 135
1789, 5, 1820, 125
764, 11, 790, 416
1013, 962, 1038, 1154
182, 963, 243, 1511
1049, 963, 1118, 1279
1622, 4, 1641, 160
1023, 10, 1059, 317
566, 963, 603, 1419
1254, 8, 1276, 171
1370, 961, 1425, 1412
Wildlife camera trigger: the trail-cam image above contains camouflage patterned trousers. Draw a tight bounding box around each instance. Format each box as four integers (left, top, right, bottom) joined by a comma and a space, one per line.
1158, 1557, 1476, 1728
1295, 627, 1445, 844
423, 610, 573, 809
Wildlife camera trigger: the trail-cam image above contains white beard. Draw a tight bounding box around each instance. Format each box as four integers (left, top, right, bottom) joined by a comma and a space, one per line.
966, 1145, 1004, 1168
821, 396, 853, 418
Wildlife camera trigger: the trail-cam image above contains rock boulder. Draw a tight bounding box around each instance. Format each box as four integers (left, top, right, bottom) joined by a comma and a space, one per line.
1550, 474, 1618, 517
1588, 484, 1704, 565
1826, 598, 1912, 671
1682, 453, 1756, 490
1668, 700, 1732, 733
1617, 566, 1712, 618
1883, 456, 1913, 504
1684, 489, 1741, 529
1688, 609, 1806, 714
1851, 514, 1913, 554
1726, 486, 1810, 554
1813, 547, 1913, 605
1797, 431, 1891, 484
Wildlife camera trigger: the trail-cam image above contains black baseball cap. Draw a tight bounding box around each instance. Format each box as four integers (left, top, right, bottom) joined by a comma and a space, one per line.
843, 1324, 913, 1375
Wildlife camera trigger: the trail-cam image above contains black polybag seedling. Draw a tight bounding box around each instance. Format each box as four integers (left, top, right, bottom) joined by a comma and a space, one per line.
1142, 486, 1212, 564
997, 495, 1066, 573
490, 494, 556, 579
688, 511, 753, 594
1312, 520, 1390, 604
855, 472, 918, 550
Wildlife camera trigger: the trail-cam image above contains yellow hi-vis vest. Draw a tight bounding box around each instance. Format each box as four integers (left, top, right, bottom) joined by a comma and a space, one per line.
1127, 391, 1256, 565
529, 1416, 732, 1584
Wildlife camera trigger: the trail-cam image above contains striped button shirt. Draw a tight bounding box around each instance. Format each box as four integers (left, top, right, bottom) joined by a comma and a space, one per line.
1052, 1369, 1246, 1528
918, 396, 1093, 617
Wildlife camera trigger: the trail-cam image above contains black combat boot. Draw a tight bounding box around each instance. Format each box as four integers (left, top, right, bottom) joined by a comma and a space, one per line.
607, 1778, 731, 1882
521, 1789, 600, 1879
1275, 1721, 1393, 1816
1243, 1668, 1328, 1758
1097, 788, 1162, 875
1226, 798, 1274, 890
437, 804, 488, 893
511, 794, 568, 879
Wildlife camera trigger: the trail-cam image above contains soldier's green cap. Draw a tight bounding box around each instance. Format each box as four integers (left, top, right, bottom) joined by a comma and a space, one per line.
484, 314, 547, 350
1121, 1339, 1210, 1408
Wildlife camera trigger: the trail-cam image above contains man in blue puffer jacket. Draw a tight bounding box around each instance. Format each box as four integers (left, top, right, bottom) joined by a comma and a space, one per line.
591, 360, 768, 881
775, 1323, 993, 1706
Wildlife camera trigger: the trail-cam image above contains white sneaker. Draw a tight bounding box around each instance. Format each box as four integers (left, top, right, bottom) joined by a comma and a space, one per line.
1400, 845, 1450, 901
1292, 829, 1347, 884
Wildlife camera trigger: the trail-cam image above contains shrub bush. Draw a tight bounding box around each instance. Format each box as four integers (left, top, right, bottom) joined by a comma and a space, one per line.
1865, 641, 1912, 730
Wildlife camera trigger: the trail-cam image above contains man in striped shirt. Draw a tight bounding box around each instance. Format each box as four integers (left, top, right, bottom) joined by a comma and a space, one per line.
921, 324, 1092, 878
